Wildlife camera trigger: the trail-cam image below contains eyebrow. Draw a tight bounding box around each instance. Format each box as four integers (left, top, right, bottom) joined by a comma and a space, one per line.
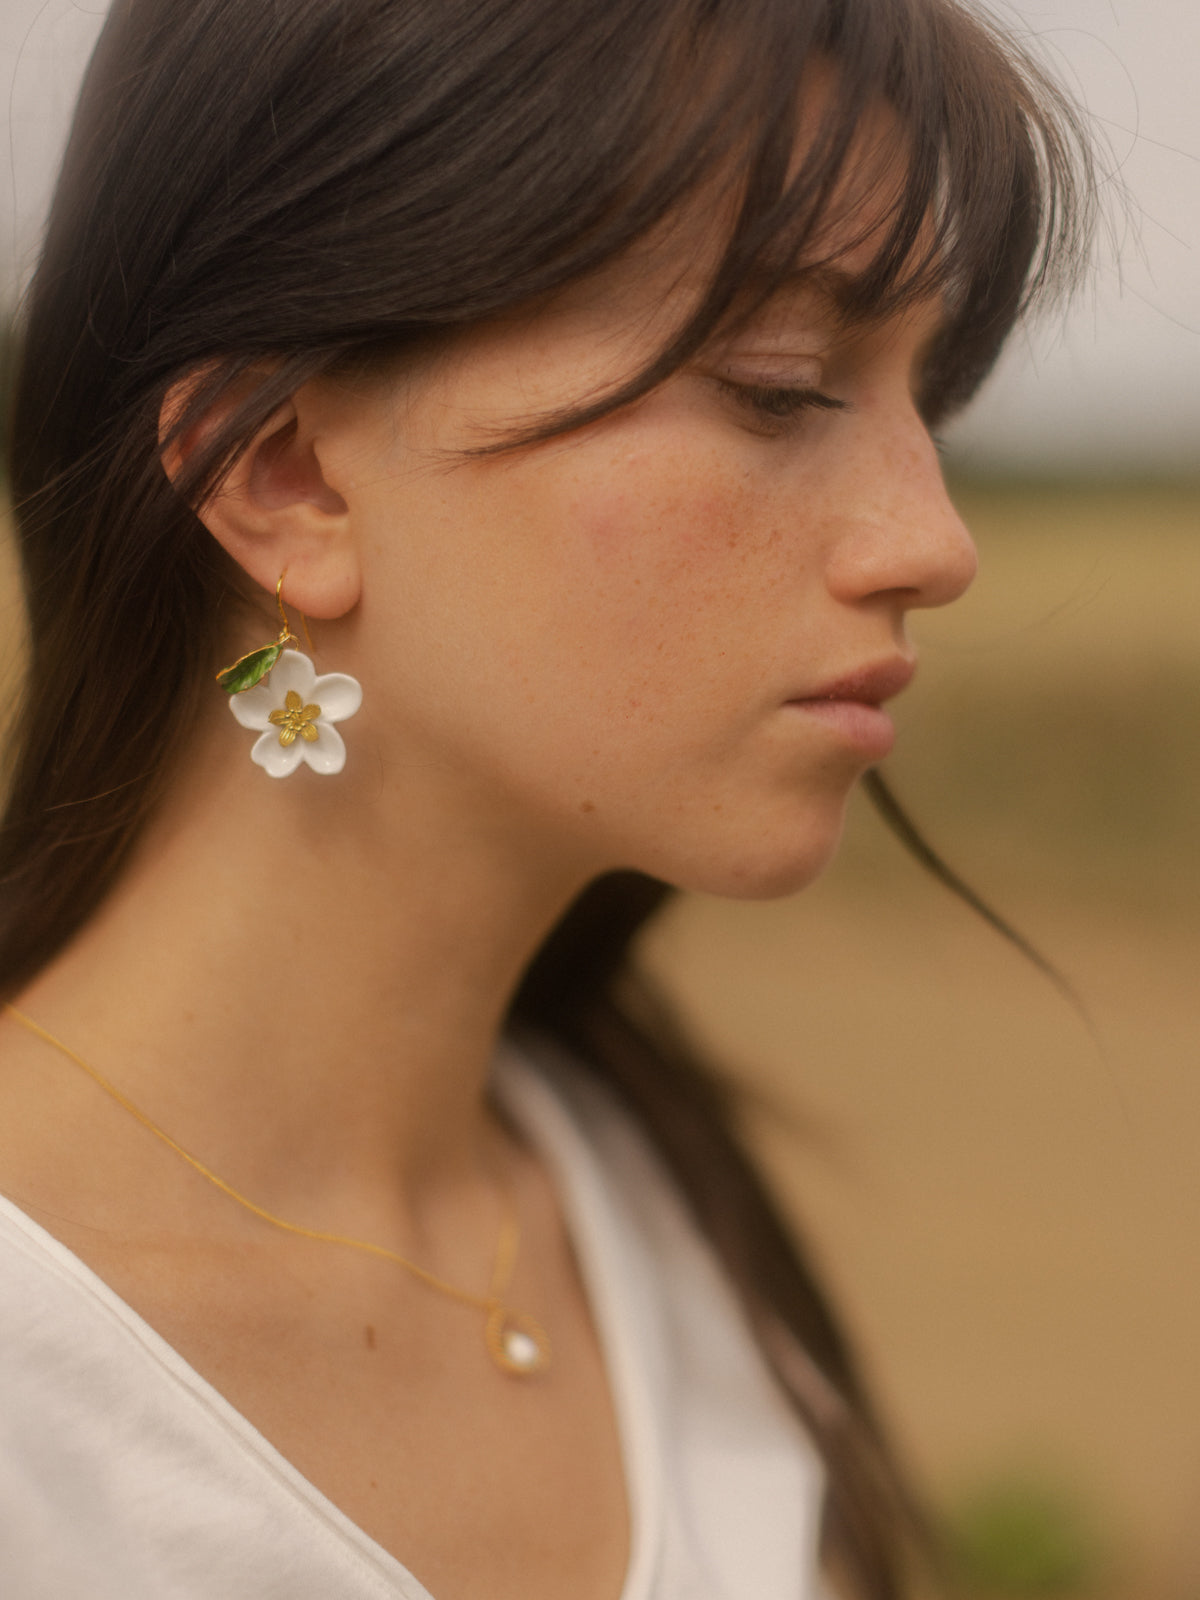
727, 259, 866, 315
757, 251, 949, 321
778, 263, 865, 313
766, 259, 951, 350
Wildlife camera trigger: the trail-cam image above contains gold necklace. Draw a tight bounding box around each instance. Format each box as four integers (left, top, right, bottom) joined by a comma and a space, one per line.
3, 1004, 551, 1377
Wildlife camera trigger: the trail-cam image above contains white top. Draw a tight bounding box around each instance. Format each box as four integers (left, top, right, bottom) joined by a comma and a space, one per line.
0, 1044, 826, 1599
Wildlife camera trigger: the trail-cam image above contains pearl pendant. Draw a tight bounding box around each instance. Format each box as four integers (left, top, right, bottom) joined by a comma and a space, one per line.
485, 1305, 551, 1376
503, 1328, 541, 1369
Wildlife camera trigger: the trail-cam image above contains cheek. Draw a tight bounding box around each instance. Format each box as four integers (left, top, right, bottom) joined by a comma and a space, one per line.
570, 439, 755, 577
543, 433, 795, 700
359, 417, 833, 859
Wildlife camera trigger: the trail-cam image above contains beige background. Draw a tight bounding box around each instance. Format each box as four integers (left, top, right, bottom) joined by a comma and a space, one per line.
643, 482, 1200, 1598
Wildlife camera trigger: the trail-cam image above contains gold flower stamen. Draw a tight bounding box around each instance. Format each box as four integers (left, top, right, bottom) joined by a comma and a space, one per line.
269, 689, 321, 746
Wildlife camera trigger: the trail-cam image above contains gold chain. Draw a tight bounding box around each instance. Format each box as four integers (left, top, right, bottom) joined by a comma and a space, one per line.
2, 1004, 550, 1376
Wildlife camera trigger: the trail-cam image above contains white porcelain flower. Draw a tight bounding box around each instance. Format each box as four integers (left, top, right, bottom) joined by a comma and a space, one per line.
229, 649, 362, 777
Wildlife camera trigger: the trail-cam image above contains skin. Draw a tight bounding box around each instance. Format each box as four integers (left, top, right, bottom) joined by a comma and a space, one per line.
0, 170, 975, 1600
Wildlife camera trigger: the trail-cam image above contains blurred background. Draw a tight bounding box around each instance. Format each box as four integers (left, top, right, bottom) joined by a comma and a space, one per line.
2, 2, 1197, 1596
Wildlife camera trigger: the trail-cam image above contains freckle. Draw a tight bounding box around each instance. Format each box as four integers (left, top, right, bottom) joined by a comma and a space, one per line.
364, 1324, 377, 1350
580, 801, 595, 813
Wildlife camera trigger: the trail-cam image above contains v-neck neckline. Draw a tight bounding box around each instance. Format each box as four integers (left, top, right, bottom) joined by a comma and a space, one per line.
492, 1045, 664, 1600
0, 1042, 663, 1600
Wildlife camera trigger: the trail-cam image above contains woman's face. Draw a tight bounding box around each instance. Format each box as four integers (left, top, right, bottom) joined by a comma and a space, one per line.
318, 211, 977, 900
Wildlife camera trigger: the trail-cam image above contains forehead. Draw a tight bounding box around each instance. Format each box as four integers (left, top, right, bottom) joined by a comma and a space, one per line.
455, 79, 944, 396
727, 115, 940, 338
608, 90, 933, 329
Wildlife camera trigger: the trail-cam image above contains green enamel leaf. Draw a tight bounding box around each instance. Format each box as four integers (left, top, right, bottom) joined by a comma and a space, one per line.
216, 643, 281, 694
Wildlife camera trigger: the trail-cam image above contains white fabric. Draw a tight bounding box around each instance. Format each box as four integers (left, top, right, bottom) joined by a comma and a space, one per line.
0, 1043, 826, 1599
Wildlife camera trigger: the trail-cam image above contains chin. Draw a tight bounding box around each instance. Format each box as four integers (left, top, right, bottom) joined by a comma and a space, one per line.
691, 848, 841, 903
646, 797, 850, 903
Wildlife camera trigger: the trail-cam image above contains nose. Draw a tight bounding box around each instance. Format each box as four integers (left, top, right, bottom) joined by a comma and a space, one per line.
824, 419, 978, 614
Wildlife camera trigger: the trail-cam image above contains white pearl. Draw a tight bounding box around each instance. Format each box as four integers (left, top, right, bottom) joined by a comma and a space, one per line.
504, 1328, 541, 1369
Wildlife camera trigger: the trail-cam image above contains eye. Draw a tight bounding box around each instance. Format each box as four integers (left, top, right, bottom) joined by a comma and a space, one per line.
718, 379, 850, 434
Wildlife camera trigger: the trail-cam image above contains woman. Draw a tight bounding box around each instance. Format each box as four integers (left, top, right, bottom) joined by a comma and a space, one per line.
0, 0, 1091, 1596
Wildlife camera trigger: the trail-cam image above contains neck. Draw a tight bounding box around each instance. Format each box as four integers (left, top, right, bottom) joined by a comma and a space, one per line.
13, 705, 593, 1224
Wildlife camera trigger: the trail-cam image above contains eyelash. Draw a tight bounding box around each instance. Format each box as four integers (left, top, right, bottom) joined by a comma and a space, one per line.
718, 380, 850, 429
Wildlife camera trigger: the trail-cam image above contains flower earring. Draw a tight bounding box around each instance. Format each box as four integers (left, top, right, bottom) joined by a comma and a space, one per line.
216, 575, 362, 777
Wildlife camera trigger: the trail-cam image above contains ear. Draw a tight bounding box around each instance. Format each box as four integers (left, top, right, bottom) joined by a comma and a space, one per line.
159, 376, 361, 621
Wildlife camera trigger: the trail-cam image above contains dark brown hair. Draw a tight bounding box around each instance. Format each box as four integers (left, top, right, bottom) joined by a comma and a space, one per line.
1, 1, 1092, 1594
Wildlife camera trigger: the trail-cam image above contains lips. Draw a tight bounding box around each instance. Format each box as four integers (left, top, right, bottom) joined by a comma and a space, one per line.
790, 657, 916, 707
784, 657, 915, 760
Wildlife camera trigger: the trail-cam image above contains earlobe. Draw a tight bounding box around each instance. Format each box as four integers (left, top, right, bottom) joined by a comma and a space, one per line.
158, 376, 362, 621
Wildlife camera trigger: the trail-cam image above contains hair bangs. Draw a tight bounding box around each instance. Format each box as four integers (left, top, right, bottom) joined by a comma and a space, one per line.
468, 0, 1096, 454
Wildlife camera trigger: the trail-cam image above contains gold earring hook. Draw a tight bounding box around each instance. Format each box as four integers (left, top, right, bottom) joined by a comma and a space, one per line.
215, 570, 313, 694
277, 570, 316, 654
275, 571, 298, 647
